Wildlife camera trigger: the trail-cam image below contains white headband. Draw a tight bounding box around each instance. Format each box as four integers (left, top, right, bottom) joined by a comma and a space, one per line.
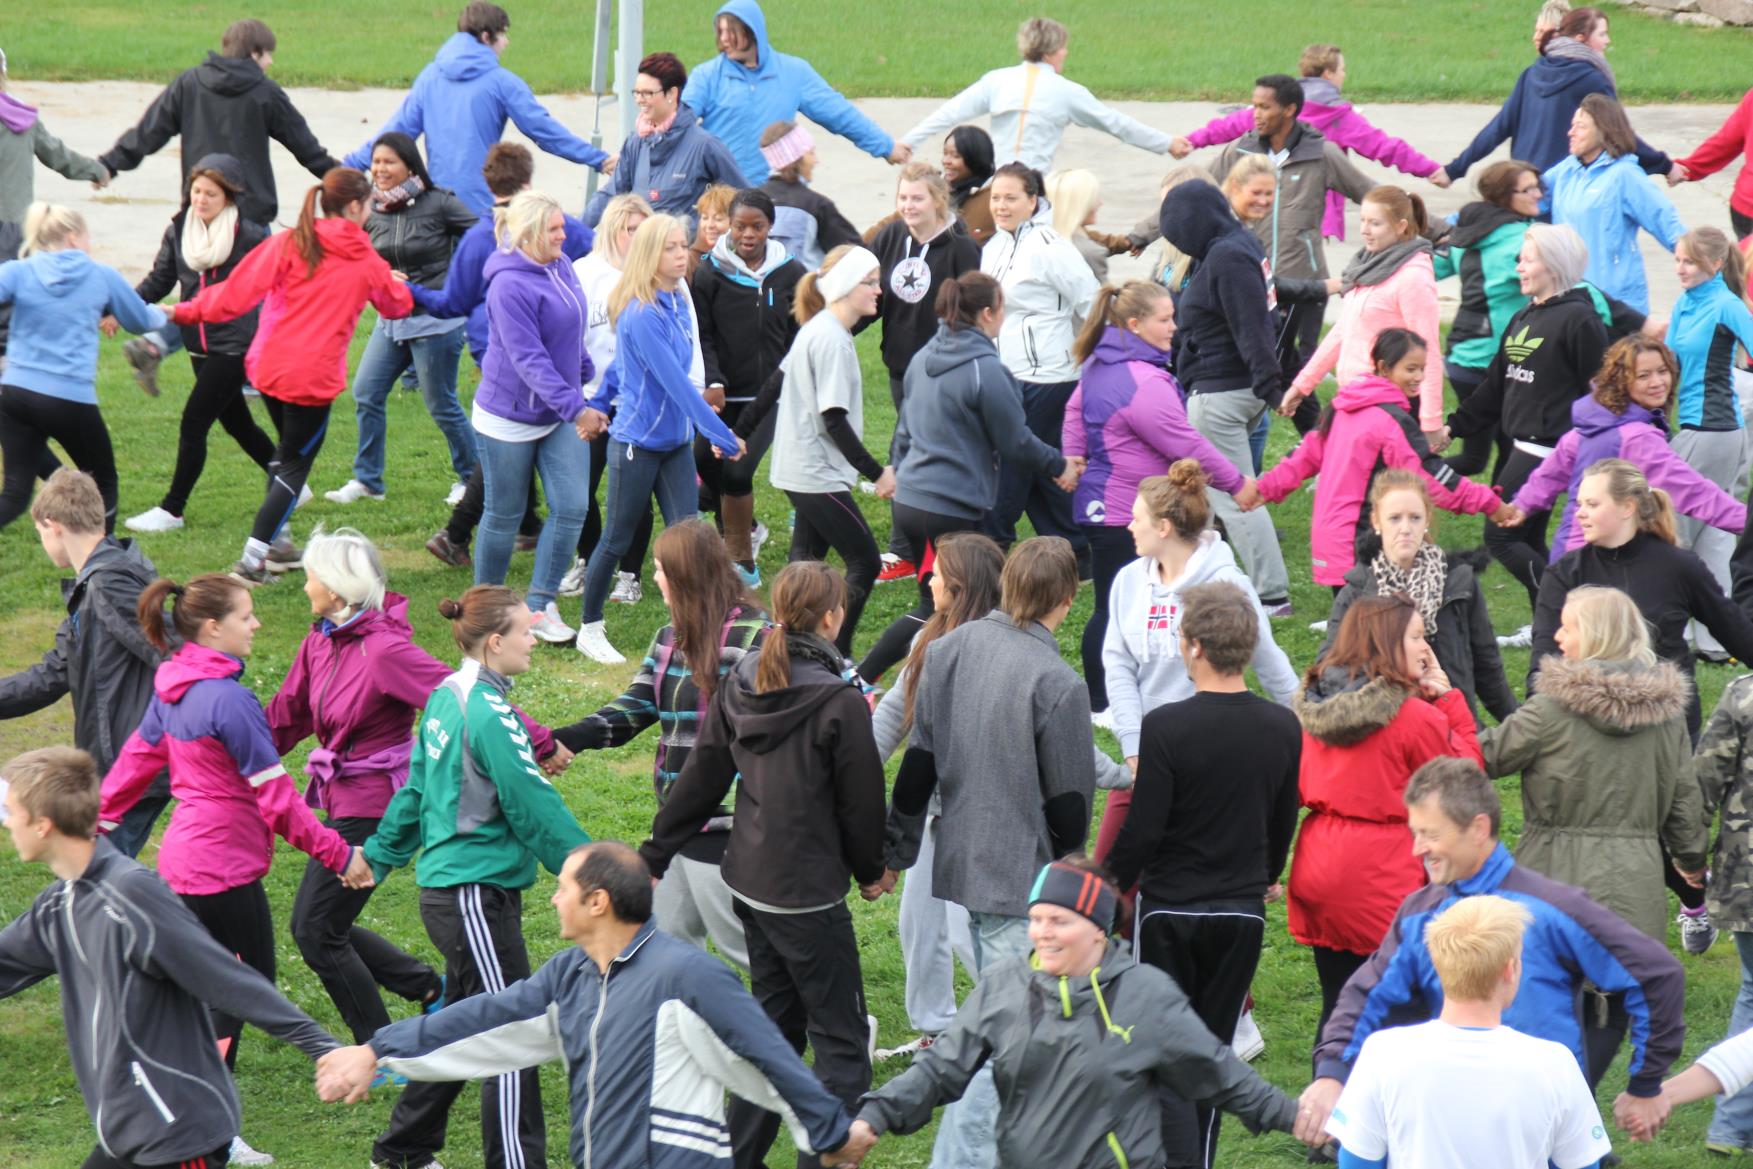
817, 246, 880, 305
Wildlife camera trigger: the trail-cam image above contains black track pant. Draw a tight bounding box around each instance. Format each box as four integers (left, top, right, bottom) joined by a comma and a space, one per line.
786, 489, 880, 656
252, 399, 329, 547
858, 503, 982, 682
0, 385, 114, 532
161, 352, 275, 517
180, 880, 275, 1071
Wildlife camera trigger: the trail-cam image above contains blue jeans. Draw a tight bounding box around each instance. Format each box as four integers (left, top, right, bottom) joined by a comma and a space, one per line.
474, 423, 589, 612
580, 440, 697, 623
1248, 406, 1270, 475
1711, 931, 1753, 1146
927, 911, 1030, 1169
350, 320, 472, 494
106, 792, 171, 859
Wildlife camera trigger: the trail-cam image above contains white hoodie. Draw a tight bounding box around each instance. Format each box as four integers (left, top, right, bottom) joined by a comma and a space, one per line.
1101, 529, 1299, 756
980, 199, 1099, 384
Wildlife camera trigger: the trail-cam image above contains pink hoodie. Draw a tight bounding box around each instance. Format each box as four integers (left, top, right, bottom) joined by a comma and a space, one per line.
1289, 251, 1444, 431
101, 642, 351, 895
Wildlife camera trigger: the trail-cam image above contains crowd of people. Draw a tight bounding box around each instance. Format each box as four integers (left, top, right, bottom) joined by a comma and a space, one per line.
8, 2, 1753, 1168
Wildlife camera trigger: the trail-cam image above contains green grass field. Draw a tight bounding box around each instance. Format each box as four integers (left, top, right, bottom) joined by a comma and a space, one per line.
6, 0, 1753, 102
0, 316, 1743, 1167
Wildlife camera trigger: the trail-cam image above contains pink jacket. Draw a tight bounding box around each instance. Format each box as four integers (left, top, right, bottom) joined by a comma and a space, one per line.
1289, 251, 1444, 431
1259, 376, 1502, 585
101, 643, 352, 895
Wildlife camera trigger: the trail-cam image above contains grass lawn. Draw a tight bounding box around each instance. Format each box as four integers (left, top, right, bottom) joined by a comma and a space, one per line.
0, 314, 1743, 1167
6, 0, 1753, 102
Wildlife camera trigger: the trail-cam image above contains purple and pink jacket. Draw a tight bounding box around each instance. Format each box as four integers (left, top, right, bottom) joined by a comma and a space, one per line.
265, 592, 557, 822
100, 643, 352, 896
1258, 376, 1502, 586
1062, 326, 1245, 527
1513, 395, 1747, 560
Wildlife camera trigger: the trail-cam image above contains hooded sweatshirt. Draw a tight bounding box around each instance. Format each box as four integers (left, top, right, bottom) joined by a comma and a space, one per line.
683, 0, 895, 184
868, 217, 983, 379
1545, 150, 1686, 313
1102, 530, 1299, 757
892, 323, 1066, 520
1667, 271, 1753, 431
1447, 286, 1608, 446
589, 287, 741, 454
475, 246, 593, 429
761, 174, 862, 271
0, 250, 165, 402
585, 102, 748, 229
135, 152, 271, 357
343, 33, 607, 213
1210, 122, 1375, 280
99, 643, 353, 896
1160, 182, 1282, 401
1675, 87, 1753, 218
1433, 203, 1530, 370
981, 198, 1099, 384
0, 93, 108, 224
692, 236, 805, 399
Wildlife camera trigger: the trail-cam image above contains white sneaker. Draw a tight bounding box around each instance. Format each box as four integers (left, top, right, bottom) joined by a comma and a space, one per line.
558, 558, 588, 597
324, 479, 385, 504
609, 571, 642, 605
875, 1032, 940, 1061
230, 1136, 275, 1166
295, 483, 313, 511
1232, 1008, 1265, 1062
531, 603, 575, 644
125, 506, 183, 533
1307, 619, 1329, 633
751, 521, 771, 557
445, 481, 467, 507
575, 620, 626, 664
1090, 708, 1115, 732
1496, 623, 1533, 649
867, 1014, 880, 1064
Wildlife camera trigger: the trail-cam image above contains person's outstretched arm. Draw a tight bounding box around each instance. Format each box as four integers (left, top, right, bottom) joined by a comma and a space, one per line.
900, 75, 993, 156
99, 78, 184, 177
796, 62, 895, 162
265, 85, 342, 179
499, 72, 610, 170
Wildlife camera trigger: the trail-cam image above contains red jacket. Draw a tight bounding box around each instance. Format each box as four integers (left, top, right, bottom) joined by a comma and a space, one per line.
172, 217, 412, 405
1286, 672, 1482, 954
1677, 88, 1753, 218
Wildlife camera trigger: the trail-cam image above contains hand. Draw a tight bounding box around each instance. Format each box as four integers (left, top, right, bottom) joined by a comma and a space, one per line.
1423, 426, 1452, 454
600, 155, 619, 177
1667, 162, 1690, 187
576, 407, 609, 441
1054, 456, 1085, 493
1641, 315, 1669, 339
1169, 135, 1194, 159
315, 1045, 379, 1104
341, 848, 376, 890
823, 1119, 879, 1167
1265, 882, 1285, 903
713, 435, 749, 461
1322, 278, 1343, 296
873, 466, 897, 500
1126, 755, 1139, 777
91, 167, 112, 191
390, 269, 409, 283
1234, 478, 1263, 511
1490, 501, 1526, 528
1295, 1078, 1343, 1146
1614, 1091, 1672, 1142
1418, 653, 1452, 699
1278, 389, 1306, 418
1673, 858, 1707, 889
541, 742, 575, 776
1429, 166, 1452, 189
886, 143, 914, 166
704, 384, 727, 413
99, 314, 121, 339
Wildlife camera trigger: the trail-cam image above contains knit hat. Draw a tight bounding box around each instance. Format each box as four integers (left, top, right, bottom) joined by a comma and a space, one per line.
817, 246, 880, 305
1028, 861, 1117, 932
760, 123, 815, 172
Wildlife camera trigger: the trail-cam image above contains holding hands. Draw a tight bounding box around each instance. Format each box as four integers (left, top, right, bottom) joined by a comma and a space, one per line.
541, 742, 576, 776
822, 1119, 880, 1167
341, 847, 377, 890
872, 466, 897, 500
1234, 478, 1263, 512
1294, 1077, 1343, 1147
1613, 1090, 1674, 1142
1489, 500, 1526, 528
315, 1045, 380, 1104
575, 407, 610, 441
1054, 456, 1086, 494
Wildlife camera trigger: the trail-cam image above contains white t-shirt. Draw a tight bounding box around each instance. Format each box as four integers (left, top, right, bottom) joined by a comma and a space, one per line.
1326, 1021, 1611, 1169
769, 310, 863, 494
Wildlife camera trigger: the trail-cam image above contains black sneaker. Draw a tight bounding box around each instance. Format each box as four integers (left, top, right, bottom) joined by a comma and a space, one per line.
426, 531, 472, 567
265, 537, 303, 573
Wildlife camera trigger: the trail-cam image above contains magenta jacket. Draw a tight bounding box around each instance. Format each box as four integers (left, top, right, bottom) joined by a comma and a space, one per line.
1063, 326, 1246, 526
100, 642, 352, 895
1258, 376, 1502, 585
266, 592, 555, 821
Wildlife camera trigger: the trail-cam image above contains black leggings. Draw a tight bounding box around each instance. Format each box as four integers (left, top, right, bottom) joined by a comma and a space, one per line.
697, 400, 778, 506
0, 384, 115, 533
180, 879, 276, 1070
1080, 524, 1138, 713
858, 502, 983, 681
1483, 445, 1554, 611
253, 399, 329, 547
1311, 944, 1370, 1067
787, 490, 880, 657
162, 353, 276, 518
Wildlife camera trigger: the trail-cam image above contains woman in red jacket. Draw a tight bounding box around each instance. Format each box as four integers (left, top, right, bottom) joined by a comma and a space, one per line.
172, 167, 413, 584
1671, 86, 1753, 240
1286, 592, 1483, 1044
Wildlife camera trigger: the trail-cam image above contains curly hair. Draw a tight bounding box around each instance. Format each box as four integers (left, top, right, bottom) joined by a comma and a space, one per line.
1592, 334, 1677, 420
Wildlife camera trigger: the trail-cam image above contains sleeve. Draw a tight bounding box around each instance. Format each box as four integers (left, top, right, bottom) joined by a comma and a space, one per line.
1326, 107, 1440, 177
692, 276, 726, 389
1676, 92, 1753, 181
1325, 144, 1378, 205
500, 74, 609, 168
814, 198, 864, 257
857, 978, 998, 1135
410, 234, 486, 320
265, 86, 341, 179
639, 684, 741, 879
135, 223, 182, 306
1695, 679, 1749, 819
704, 137, 751, 189
1314, 900, 1433, 1080
1657, 723, 1708, 871
1149, 975, 1298, 1134
486, 280, 586, 418
870, 668, 910, 761
625, 306, 741, 451
472, 690, 591, 875
173, 233, 284, 325
29, 120, 108, 184
1379, 420, 1502, 516
1323, 1042, 1389, 1161
99, 80, 183, 175
212, 688, 351, 872
1628, 429, 1747, 536
1134, 373, 1247, 494
900, 77, 993, 153
1267, 727, 1302, 881
1251, 602, 1302, 706
1186, 108, 1255, 150
1444, 76, 1523, 179
976, 364, 1067, 478
1446, 348, 1509, 438
1102, 581, 1147, 758
1060, 382, 1088, 460
98, 716, 171, 832
373, 956, 565, 1080
1634, 135, 1673, 179
1735, 503, 1753, 612
0, 904, 58, 999
1698, 1028, 1753, 1099
1528, 560, 1572, 685
1548, 1049, 1617, 1168
795, 62, 894, 161
1256, 429, 1328, 503
362, 728, 429, 878
367, 258, 416, 321
1037, 684, 1097, 856
1478, 696, 1551, 778
822, 408, 885, 481
1511, 439, 1577, 513
265, 644, 315, 756
0, 620, 72, 719
830, 694, 890, 887
735, 368, 785, 439
1685, 552, 1753, 666
1465, 582, 1520, 723
1427, 687, 1483, 765
1623, 169, 1688, 253
553, 636, 662, 753
1064, 82, 1173, 155
1104, 715, 1173, 891
99, 267, 168, 335
1288, 303, 1347, 398
1217, 257, 1285, 402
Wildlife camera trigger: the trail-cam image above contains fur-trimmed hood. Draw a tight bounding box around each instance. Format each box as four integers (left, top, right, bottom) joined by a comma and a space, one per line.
1532, 656, 1691, 734
1295, 669, 1412, 746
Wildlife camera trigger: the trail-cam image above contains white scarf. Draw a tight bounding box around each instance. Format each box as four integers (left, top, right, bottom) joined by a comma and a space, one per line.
180, 204, 238, 272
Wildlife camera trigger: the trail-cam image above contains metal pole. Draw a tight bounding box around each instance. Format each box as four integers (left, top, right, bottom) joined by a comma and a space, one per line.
616, 0, 643, 143
583, 0, 614, 204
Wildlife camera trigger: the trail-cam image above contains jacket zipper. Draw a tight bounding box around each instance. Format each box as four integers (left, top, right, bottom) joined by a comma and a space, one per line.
197, 270, 208, 352
132, 1061, 177, 1124
583, 969, 611, 1167
312, 637, 347, 742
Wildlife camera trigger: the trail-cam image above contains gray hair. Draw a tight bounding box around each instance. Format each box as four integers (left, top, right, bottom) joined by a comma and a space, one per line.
1524, 223, 1589, 293
1404, 757, 1501, 838
303, 527, 387, 613
1016, 17, 1068, 62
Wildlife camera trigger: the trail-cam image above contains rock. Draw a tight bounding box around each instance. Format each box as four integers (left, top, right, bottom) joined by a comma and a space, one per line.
1639, 0, 1700, 11
1674, 9, 1728, 23
1700, 0, 1753, 21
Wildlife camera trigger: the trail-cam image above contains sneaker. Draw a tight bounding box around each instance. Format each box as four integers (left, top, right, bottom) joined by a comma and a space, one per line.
227, 559, 274, 587
1090, 709, 1115, 733
867, 1014, 880, 1064
1307, 619, 1329, 634
125, 506, 183, 533
372, 1161, 445, 1169
424, 975, 447, 1015
609, 571, 642, 605
575, 620, 626, 664
751, 520, 771, 557
1705, 1141, 1751, 1157
1698, 647, 1736, 665
734, 561, 761, 588
295, 483, 313, 511
874, 1032, 939, 1062
558, 558, 588, 597
229, 1136, 275, 1166
122, 338, 162, 397
325, 479, 385, 505
1232, 1008, 1265, 1062
876, 555, 917, 584
425, 531, 471, 568
1263, 600, 1294, 619
531, 603, 575, 644
265, 537, 303, 573
1497, 623, 1533, 649
1681, 906, 1721, 954
369, 1069, 408, 1090
445, 481, 467, 507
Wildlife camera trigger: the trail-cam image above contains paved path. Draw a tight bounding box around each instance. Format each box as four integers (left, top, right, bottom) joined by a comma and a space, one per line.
17, 82, 1743, 314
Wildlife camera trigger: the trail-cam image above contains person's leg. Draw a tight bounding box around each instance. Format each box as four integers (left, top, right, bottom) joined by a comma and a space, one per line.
1081, 525, 1134, 713
1310, 945, 1370, 1062
1734, 206, 1753, 242
1712, 932, 1753, 1146
886, 372, 916, 562
787, 491, 880, 654
465, 885, 544, 1169
105, 793, 171, 859
473, 432, 536, 588
346, 321, 408, 496
410, 324, 475, 485
927, 911, 1032, 1169
180, 881, 275, 1070
858, 505, 980, 682
898, 818, 961, 1035
81, 1143, 230, 1169
578, 429, 612, 560
446, 464, 489, 547
728, 899, 809, 1169
38, 398, 119, 533
0, 385, 52, 532
1016, 380, 1086, 556
1182, 908, 1267, 1168
526, 423, 590, 612
247, 402, 329, 557
717, 403, 764, 564
160, 354, 266, 518
1483, 446, 1551, 611
672, 854, 750, 971
1246, 408, 1270, 475
651, 441, 703, 525
1582, 989, 1630, 1090
1187, 389, 1290, 604
580, 442, 665, 625
1672, 427, 1744, 657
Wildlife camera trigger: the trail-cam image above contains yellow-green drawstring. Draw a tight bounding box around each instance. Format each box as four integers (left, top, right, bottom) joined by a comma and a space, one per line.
1088, 967, 1133, 1044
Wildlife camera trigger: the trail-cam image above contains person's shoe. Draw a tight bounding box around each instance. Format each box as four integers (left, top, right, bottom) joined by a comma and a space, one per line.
877, 555, 916, 584
609, 571, 642, 605
531, 603, 575, 644
1681, 905, 1720, 954
1497, 624, 1533, 649
751, 520, 771, 558
424, 975, 447, 1015
874, 1032, 939, 1061
122, 338, 163, 397
1706, 1140, 1752, 1156
1263, 599, 1294, 619
734, 560, 761, 588
125, 506, 183, 533
445, 481, 467, 507
1698, 647, 1736, 665
1307, 619, 1329, 633
229, 1136, 275, 1166
227, 559, 274, 587
1232, 1008, 1265, 1062
265, 537, 303, 573
425, 531, 471, 568
514, 533, 541, 552
325, 479, 385, 505
1090, 708, 1115, 733
372, 1160, 445, 1169
295, 483, 313, 511
558, 558, 588, 597
576, 621, 626, 664
368, 1069, 408, 1090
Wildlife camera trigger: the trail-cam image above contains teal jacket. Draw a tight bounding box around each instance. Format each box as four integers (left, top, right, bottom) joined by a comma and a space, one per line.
1666, 272, 1753, 431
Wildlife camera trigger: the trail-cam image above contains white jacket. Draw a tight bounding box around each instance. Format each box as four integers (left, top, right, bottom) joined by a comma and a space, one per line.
901, 60, 1173, 172
980, 201, 1099, 384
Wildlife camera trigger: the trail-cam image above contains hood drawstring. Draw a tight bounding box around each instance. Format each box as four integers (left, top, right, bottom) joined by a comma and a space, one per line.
1037, 953, 1133, 1044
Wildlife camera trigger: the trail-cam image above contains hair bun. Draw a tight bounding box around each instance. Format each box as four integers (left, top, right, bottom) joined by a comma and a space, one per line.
437, 598, 463, 620
1166, 458, 1207, 493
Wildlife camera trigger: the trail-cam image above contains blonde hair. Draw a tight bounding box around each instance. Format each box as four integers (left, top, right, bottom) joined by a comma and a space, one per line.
1424, 896, 1531, 1002
608, 213, 686, 323
1580, 457, 1678, 546
3, 746, 100, 839
1537, 0, 1573, 31
29, 467, 105, 534
20, 202, 86, 257
1017, 17, 1069, 62
896, 161, 952, 222
1561, 585, 1657, 666
1367, 467, 1435, 543
1299, 43, 1343, 78
592, 193, 653, 262
792, 243, 868, 325
494, 190, 566, 262
1071, 280, 1172, 363
1678, 227, 1748, 303
1047, 169, 1100, 240
1137, 459, 1212, 542
1523, 223, 1589, 293
1223, 153, 1277, 198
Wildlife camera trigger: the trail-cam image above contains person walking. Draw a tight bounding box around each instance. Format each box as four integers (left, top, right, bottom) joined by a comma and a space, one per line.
1670, 84, 1753, 239
759, 121, 863, 271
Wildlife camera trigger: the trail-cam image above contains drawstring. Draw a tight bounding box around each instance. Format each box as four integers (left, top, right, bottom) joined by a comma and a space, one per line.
1087, 966, 1133, 1044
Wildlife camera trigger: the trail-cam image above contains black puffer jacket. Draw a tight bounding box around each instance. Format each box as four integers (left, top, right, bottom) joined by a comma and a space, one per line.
1160, 183, 1282, 403
690, 240, 806, 399
135, 153, 271, 356
366, 185, 478, 289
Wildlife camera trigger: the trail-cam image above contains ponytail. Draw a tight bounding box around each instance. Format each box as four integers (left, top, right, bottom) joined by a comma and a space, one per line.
793, 270, 826, 324
756, 562, 847, 694
935, 271, 1003, 332
137, 574, 247, 652
1071, 280, 1172, 364
1583, 458, 1678, 546
1680, 227, 1747, 303
293, 167, 373, 278
438, 585, 527, 656
1363, 185, 1428, 242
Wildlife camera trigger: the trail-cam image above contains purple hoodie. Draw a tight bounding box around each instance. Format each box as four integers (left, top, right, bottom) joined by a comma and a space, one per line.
0, 93, 37, 134
1062, 325, 1246, 526
476, 247, 594, 428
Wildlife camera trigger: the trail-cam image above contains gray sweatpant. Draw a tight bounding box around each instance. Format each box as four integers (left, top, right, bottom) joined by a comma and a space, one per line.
1673, 426, 1749, 657
1186, 387, 1290, 602
653, 854, 749, 971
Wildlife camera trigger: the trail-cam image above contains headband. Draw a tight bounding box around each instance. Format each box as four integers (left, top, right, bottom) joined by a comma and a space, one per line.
1029, 861, 1116, 932
817, 246, 880, 305
760, 124, 815, 172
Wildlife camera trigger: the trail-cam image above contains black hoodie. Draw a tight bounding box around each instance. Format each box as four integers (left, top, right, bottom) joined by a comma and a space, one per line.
1447, 286, 1608, 445
642, 634, 887, 908
690, 244, 808, 400
1160, 183, 1282, 403
100, 53, 339, 223
135, 153, 273, 356
865, 217, 982, 378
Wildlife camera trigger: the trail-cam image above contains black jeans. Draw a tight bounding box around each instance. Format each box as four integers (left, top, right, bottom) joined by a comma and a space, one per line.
1734, 206, 1753, 242
289, 815, 440, 1043
1311, 944, 1370, 1066
787, 489, 881, 656
253, 398, 329, 546
728, 898, 871, 1169
0, 384, 116, 533
445, 463, 543, 546
1581, 988, 1630, 1090
83, 1143, 229, 1169
1080, 524, 1138, 713
374, 885, 543, 1169
1442, 364, 1508, 479
180, 880, 276, 1070
1483, 445, 1554, 610
984, 379, 1086, 557
162, 352, 276, 517
1276, 299, 1326, 435
858, 503, 983, 682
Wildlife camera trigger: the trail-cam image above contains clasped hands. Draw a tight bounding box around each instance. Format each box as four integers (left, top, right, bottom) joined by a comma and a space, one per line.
340, 847, 376, 890
315, 1044, 380, 1104
1054, 456, 1086, 494
858, 869, 898, 902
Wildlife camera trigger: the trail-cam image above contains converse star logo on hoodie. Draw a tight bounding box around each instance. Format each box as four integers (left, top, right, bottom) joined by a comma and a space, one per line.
891, 256, 931, 304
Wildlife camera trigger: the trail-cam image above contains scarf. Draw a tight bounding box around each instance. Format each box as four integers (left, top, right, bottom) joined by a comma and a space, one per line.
372, 174, 425, 213
636, 108, 678, 138
1372, 542, 1448, 636
179, 203, 238, 272
1543, 35, 1616, 91
783, 631, 847, 680
0, 91, 37, 134
1340, 236, 1432, 294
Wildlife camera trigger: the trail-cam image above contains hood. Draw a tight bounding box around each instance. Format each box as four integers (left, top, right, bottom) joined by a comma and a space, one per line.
1448, 201, 1527, 249
1160, 181, 1247, 261
481, 244, 560, 288
1027, 939, 1136, 1002
435, 32, 500, 82
716, 0, 773, 70
319, 591, 415, 644
193, 51, 265, 97
24, 249, 97, 296
1332, 375, 1411, 413
1130, 531, 1241, 663
720, 634, 850, 753
155, 642, 244, 703
0, 91, 38, 134
75, 536, 158, 593
1300, 76, 1344, 108
922, 322, 1002, 378
312, 216, 379, 262
1571, 394, 1659, 438
1530, 52, 1605, 99
185, 152, 250, 205
1533, 656, 1691, 734
1294, 670, 1411, 746
708, 235, 791, 281
1088, 325, 1171, 369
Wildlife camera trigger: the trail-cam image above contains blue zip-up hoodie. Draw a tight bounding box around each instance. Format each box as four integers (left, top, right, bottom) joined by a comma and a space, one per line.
371, 920, 852, 1168
412, 209, 593, 362
590, 288, 741, 454
0, 250, 165, 403
1667, 271, 1753, 432
682, 0, 893, 184
1545, 150, 1687, 313
476, 248, 593, 427
584, 103, 748, 229
344, 34, 608, 214
1314, 842, 1686, 1098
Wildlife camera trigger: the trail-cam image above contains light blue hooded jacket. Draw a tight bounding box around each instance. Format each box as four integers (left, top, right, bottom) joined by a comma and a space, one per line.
682, 0, 893, 184
0, 250, 164, 402
1544, 150, 1686, 314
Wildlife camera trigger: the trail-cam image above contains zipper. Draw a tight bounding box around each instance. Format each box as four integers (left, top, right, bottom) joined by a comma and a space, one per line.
197, 270, 208, 351
312, 636, 346, 740
132, 1062, 177, 1124
583, 969, 611, 1167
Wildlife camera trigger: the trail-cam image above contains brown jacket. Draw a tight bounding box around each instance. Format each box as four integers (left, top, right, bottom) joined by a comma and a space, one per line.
1208, 124, 1373, 280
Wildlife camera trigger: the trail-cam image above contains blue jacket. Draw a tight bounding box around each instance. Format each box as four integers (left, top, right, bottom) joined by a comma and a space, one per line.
682, 0, 893, 184
1545, 151, 1687, 313
584, 103, 747, 229
1314, 842, 1686, 1097
476, 248, 593, 428
371, 921, 853, 1169
0, 250, 165, 403
590, 288, 741, 454
411, 208, 593, 362
345, 34, 607, 213
1667, 271, 1753, 431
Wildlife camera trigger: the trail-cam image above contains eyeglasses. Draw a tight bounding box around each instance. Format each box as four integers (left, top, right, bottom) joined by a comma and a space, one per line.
632, 88, 666, 99
1514, 183, 1542, 196
858, 278, 882, 289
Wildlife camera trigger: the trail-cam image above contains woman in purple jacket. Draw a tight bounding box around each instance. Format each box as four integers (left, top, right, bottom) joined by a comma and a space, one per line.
1062, 280, 1256, 722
